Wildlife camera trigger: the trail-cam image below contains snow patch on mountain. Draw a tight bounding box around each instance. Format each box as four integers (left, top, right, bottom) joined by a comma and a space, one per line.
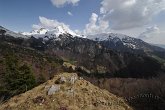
123, 42, 136, 49
87, 33, 139, 49
22, 26, 82, 40
87, 33, 131, 41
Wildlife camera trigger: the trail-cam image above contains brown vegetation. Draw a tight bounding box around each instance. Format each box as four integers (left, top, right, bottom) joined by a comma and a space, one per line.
83, 74, 165, 110
0, 73, 132, 110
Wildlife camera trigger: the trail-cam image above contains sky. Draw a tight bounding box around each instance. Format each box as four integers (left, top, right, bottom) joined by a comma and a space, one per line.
0, 0, 165, 44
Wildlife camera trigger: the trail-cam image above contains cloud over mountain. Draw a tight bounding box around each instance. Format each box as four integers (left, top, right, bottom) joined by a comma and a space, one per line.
100, 0, 165, 30
84, 13, 109, 35
32, 16, 70, 30
51, 0, 80, 7
139, 25, 160, 39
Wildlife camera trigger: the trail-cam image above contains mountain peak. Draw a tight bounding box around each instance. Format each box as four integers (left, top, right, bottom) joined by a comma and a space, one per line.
22, 25, 81, 39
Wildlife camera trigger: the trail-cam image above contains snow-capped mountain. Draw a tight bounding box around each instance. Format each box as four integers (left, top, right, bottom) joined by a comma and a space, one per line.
22, 25, 81, 40
22, 28, 49, 36
88, 33, 128, 41
88, 33, 143, 49
1, 25, 165, 76
1, 25, 164, 57
88, 33, 165, 52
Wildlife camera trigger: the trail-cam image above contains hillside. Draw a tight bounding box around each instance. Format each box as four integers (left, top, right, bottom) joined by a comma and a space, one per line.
1, 26, 164, 78
0, 39, 64, 102
0, 72, 132, 110
0, 26, 165, 110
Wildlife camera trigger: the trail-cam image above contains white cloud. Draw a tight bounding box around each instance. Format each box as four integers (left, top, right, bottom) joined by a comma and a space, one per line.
84, 13, 99, 35
138, 27, 165, 44
32, 24, 43, 30
32, 16, 70, 30
100, 0, 165, 30
83, 0, 165, 45
84, 13, 109, 35
146, 31, 165, 44
67, 11, 73, 16
51, 0, 80, 7
139, 25, 160, 39
79, 0, 165, 45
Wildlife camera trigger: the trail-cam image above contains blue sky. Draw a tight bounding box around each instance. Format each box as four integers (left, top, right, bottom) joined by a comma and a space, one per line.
0, 0, 101, 32
0, 0, 165, 44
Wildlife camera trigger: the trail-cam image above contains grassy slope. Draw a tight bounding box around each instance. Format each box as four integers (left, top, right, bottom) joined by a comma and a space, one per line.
0, 73, 132, 110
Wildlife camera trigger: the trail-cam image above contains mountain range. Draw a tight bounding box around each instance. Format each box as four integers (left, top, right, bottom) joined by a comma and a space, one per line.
2, 26, 165, 76
0, 25, 165, 110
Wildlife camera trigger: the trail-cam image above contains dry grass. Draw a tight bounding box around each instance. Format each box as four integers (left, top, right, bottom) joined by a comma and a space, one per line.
0, 72, 132, 110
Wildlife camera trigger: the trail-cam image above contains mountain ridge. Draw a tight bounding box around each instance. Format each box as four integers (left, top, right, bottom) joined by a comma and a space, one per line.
0, 72, 132, 110
1, 25, 165, 52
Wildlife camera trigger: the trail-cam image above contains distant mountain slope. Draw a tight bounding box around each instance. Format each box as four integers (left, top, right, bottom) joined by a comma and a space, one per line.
153, 44, 165, 49
0, 72, 132, 110
1, 25, 165, 55
0, 26, 26, 38
0, 25, 164, 78
88, 33, 165, 56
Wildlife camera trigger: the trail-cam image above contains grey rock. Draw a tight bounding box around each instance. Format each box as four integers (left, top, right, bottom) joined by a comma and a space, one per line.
60, 77, 66, 83
70, 75, 77, 84
48, 85, 60, 95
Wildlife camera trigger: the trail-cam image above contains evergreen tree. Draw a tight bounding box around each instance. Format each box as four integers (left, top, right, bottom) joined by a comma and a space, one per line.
4, 54, 36, 96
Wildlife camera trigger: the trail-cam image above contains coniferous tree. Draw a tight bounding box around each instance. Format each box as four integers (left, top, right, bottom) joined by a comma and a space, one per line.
4, 54, 36, 96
